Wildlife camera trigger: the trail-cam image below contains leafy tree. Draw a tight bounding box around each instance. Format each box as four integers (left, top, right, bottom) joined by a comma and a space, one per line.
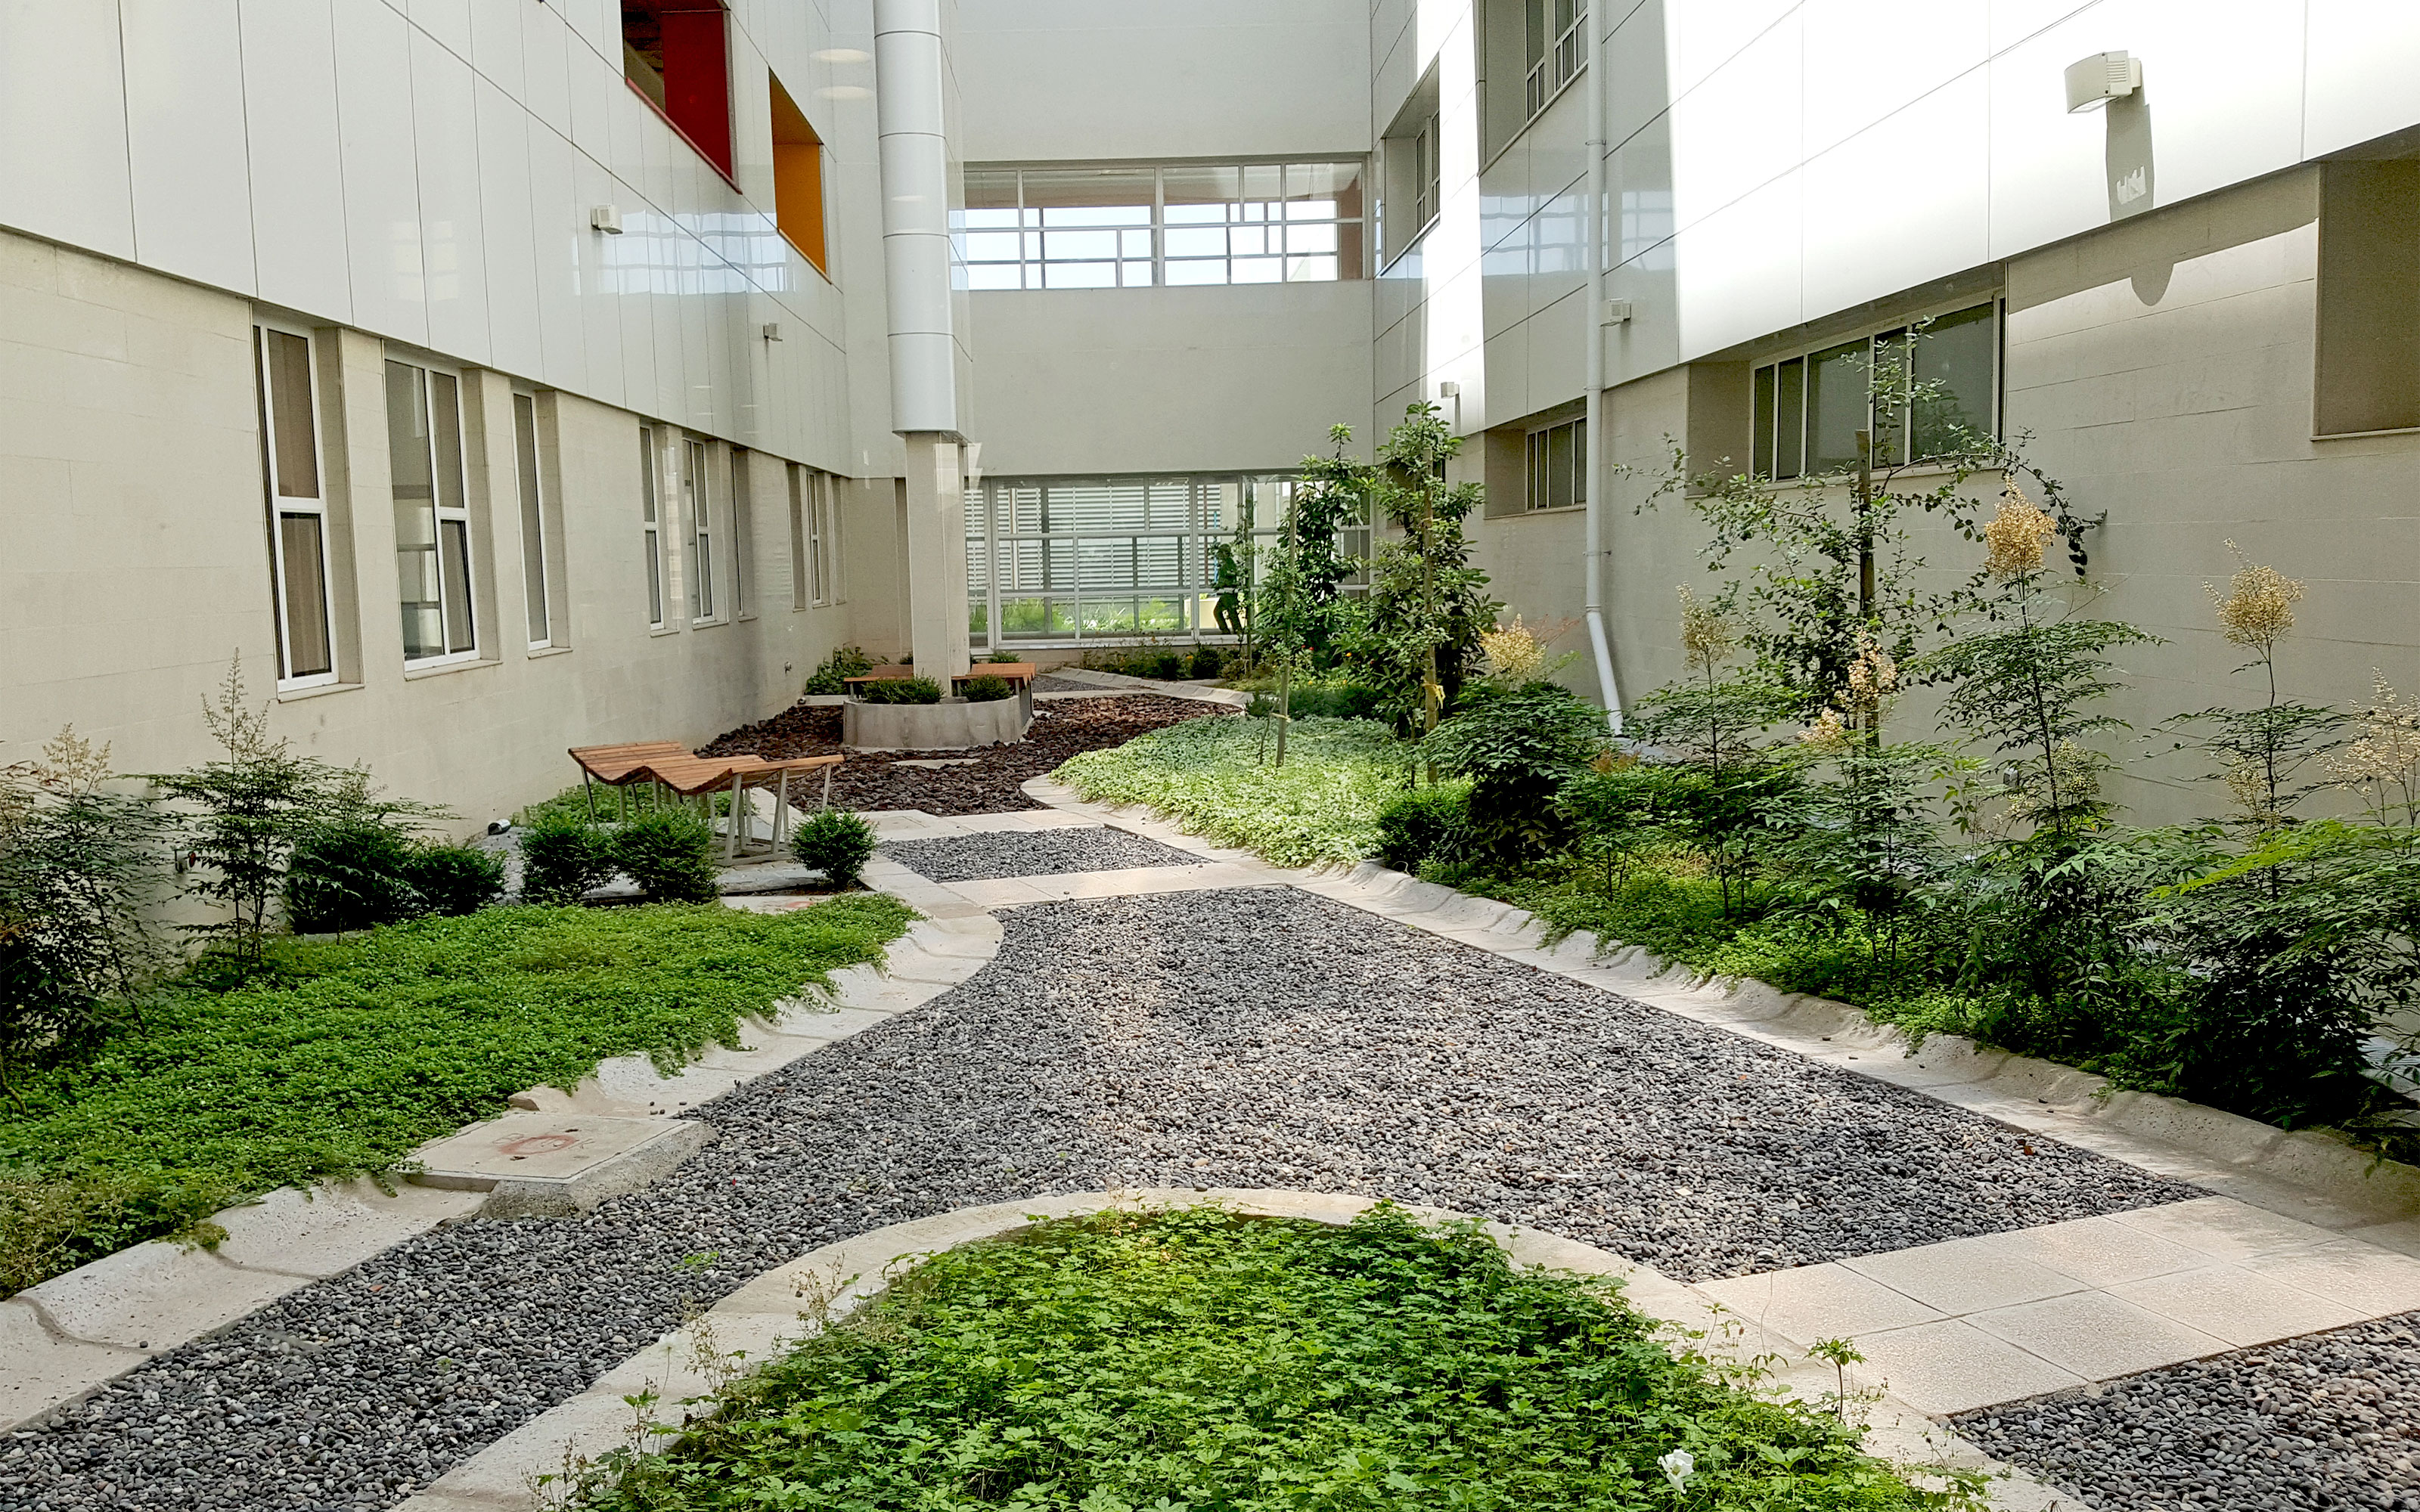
1422, 682, 1606, 868
1359, 403, 1500, 739
2161, 544, 2344, 835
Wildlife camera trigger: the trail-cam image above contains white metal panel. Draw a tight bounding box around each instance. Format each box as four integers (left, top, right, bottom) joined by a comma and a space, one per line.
123, 0, 256, 293
525, 121, 589, 394
474, 76, 541, 380
331, 0, 427, 344
0, 0, 135, 259
410, 29, 492, 365
466, 0, 524, 94
405, 0, 470, 60
1667, 7, 1800, 235
1673, 170, 1803, 360
240, 0, 352, 321
564, 14, 618, 166
1800, 0, 1989, 160
1661, 0, 1798, 107
1801, 70, 1991, 319
572, 151, 626, 408
518, 0, 573, 139
1984, 18, 2114, 262
2112, 0, 2303, 209
2306, 0, 2420, 155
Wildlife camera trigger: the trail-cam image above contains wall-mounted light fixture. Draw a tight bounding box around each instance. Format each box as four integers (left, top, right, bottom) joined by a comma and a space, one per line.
591, 204, 624, 234
762, 322, 783, 342
2065, 51, 2142, 113
1601, 299, 1634, 324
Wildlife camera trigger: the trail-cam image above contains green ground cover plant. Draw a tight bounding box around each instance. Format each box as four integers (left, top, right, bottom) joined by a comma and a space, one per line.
0, 897, 912, 1295
1054, 714, 1408, 867
569, 1204, 1976, 1511
856, 676, 944, 705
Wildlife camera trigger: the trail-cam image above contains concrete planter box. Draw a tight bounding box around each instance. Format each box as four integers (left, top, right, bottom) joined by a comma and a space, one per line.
843, 696, 1028, 751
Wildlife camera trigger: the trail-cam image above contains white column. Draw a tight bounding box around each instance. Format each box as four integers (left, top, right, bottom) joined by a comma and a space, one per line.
902, 434, 969, 679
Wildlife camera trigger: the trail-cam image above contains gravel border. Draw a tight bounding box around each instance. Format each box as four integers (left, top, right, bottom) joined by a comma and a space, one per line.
1, 887, 2192, 1508
1956, 1315, 2420, 1510
881, 826, 1202, 882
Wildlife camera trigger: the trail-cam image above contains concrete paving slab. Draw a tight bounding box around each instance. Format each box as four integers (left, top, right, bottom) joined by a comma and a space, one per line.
1841, 1236, 2086, 1315
0, 1300, 144, 1431
17, 1241, 304, 1350
2245, 1235, 2420, 1315
1848, 1318, 2088, 1417
1696, 1263, 1944, 1343
774, 1005, 895, 1040
407, 1113, 711, 1217
2108, 1263, 2364, 1346
1966, 1290, 2226, 1380
1989, 1211, 2213, 1288
2108, 1194, 2342, 1261
210, 1181, 484, 1279
588, 1054, 748, 1114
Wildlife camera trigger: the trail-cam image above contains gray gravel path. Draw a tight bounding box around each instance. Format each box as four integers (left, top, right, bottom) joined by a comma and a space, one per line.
1958, 1316, 2420, 1510
882, 825, 1201, 882
1, 887, 2192, 1510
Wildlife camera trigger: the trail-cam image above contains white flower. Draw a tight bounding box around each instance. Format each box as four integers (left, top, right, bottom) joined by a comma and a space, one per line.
1658, 1448, 1695, 1493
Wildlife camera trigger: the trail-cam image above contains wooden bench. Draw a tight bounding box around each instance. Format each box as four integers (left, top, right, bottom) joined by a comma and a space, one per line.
954, 662, 1038, 720
569, 745, 845, 858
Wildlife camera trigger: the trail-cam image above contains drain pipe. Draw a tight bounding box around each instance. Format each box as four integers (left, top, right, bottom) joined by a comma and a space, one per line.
1581, 7, 1623, 733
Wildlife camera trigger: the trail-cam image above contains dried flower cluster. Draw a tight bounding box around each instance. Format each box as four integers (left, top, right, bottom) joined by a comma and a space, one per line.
2003, 739, 2104, 828
2207, 541, 2303, 649
2224, 756, 2282, 829
1798, 631, 1898, 749
2326, 674, 2420, 825
1798, 707, 1851, 751
1478, 615, 1549, 683
0, 727, 113, 839
1677, 585, 1736, 677
1982, 482, 2059, 579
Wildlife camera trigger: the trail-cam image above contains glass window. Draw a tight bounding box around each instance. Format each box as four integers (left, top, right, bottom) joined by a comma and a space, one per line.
1911, 304, 1999, 458
954, 162, 1365, 289
255, 326, 336, 685
731, 448, 752, 617
684, 438, 714, 620
1527, 0, 1587, 119
640, 426, 665, 627
385, 358, 475, 663
1751, 303, 1999, 480
1524, 418, 1587, 510
788, 463, 809, 611
513, 393, 549, 647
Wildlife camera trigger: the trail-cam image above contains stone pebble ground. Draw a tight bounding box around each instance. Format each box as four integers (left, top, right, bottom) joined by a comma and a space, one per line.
3, 880, 2195, 1510
880, 823, 1202, 882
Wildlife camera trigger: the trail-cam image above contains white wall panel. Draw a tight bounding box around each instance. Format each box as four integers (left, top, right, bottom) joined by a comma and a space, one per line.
467, 0, 524, 96
1983, 15, 2109, 260
564, 17, 618, 168
1661, 0, 1798, 107
1673, 171, 1802, 358
0, 0, 135, 259
2306, 0, 2420, 155
410, 30, 492, 364
123, 0, 256, 293
526, 125, 588, 393
475, 77, 541, 379
1801, 70, 1990, 319
331, 0, 427, 345
1800, 0, 1987, 160
405, 0, 470, 60
572, 153, 626, 408
1667, 9, 1799, 233
517, 1, 573, 139
240, 0, 352, 321
2107, 0, 2303, 208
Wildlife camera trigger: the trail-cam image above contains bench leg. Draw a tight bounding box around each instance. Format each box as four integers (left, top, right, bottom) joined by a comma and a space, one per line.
821, 764, 834, 810
582, 772, 598, 821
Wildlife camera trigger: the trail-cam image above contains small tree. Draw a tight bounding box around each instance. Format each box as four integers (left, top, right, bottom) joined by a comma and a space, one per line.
1423, 682, 1607, 869
1258, 426, 1374, 765
2162, 544, 2344, 837
1360, 402, 1500, 741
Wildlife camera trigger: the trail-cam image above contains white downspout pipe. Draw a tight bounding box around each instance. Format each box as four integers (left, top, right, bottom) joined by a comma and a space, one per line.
1581, 2, 1623, 733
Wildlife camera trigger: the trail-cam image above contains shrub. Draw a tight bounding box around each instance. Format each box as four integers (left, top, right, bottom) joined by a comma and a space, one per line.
985, 650, 1022, 665
283, 820, 420, 933
1422, 683, 1609, 868
1147, 651, 1187, 680
960, 674, 1013, 703
402, 842, 505, 917
1189, 644, 1227, 679
520, 809, 620, 904
857, 676, 944, 706
802, 644, 876, 695
1376, 785, 1470, 873
793, 809, 878, 888
610, 810, 722, 903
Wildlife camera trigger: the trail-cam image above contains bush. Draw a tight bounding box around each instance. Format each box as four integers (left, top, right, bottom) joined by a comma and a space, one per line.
985, 650, 1022, 665
283, 820, 420, 933
1376, 786, 1471, 873
1422, 683, 1609, 868
960, 674, 1013, 703
857, 676, 943, 705
1189, 644, 1227, 679
521, 809, 620, 904
402, 842, 505, 917
802, 645, 876, 695
793, 809, 878, 888
610, 810, 722, 903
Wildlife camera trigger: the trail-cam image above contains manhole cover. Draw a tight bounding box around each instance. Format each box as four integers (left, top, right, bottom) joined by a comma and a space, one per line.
499, 1133, 579, 1157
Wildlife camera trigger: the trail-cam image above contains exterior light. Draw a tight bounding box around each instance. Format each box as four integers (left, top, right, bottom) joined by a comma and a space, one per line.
590, 204, 624, 234
2065, 51, 2142, 113
1602, 299, 1634, 324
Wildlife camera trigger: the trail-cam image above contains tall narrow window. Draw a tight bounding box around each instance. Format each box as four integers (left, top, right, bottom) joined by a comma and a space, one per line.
384, 359, 476, 663
1524, 417, 1586, 510
621, 1, 733, 178
1525, 0, 1587, 120
640, 426, 665, 627
254, 325, 337, 687
513, 393, 551, 647
787, 463, 810, 611
768, 75, 827, 275
814, 471, 840, 606
731, 448, 753, 618
684, 438, 715, 620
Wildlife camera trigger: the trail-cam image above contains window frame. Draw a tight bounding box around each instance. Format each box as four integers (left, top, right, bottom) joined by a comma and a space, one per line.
620, 0, 736, 183
1748, 299, 2003, 483
384, 354, 479, 668
1522, 416, 1588, 513
957, 160, 1367, 290
511, 390, 554, 650
1525, 0, 1588, 123
684, 436, 718, 624
253, 321, 340, 691
640, 424, 667, 629
730, 446, 754, 620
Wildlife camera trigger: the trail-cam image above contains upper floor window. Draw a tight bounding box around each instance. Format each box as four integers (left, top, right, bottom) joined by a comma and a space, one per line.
1751, 302, 2000, 482
1380, 68, 1442, 268
957, 162, 1365, 290
1526, 0, 1587, 120
768, 74, 827, 276
622, 1, 732, 179
384, 358, 478, 664
254, 324, 337, 688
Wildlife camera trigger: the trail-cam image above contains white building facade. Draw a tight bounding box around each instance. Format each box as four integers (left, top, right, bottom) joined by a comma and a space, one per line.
4, 1, 2418, 826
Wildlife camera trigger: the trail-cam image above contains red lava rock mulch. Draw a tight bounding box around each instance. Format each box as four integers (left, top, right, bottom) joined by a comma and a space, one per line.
697, 694, 1232, 815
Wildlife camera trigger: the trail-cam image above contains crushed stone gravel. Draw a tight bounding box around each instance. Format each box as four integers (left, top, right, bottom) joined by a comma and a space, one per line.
882, 825, 1202, 882
1957, 1314, 2420, 1511
4, 887, 2195, 1509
